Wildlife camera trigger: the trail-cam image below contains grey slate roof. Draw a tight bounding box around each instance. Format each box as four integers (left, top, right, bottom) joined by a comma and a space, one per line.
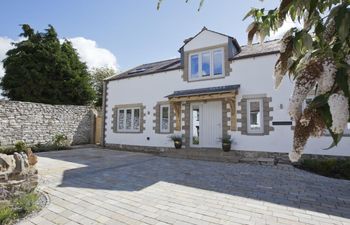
233, 40, 280, 60
166, 85, 240, 98
106, 40, 280, 81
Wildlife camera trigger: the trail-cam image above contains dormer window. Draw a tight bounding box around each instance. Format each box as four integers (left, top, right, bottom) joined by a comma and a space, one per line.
189, 48, 224, 81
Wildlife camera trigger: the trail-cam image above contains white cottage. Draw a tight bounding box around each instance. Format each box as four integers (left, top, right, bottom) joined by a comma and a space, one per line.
102, 27, 350, 160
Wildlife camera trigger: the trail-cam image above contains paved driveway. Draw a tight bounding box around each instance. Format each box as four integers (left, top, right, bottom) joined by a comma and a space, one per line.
19, 148, 350, 225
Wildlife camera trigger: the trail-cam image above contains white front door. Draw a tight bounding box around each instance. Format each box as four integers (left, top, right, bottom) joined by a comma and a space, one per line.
190, 101, 222, 148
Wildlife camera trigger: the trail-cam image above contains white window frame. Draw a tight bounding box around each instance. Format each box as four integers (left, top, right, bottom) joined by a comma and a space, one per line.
189, 47, 225, 81
160, 104, 170, 133
247, 99, 264, 134
117, 107, 141, 132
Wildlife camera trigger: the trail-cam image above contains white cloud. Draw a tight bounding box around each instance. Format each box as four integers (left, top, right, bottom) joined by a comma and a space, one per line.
0, 37, 18, 97
68, 37, 119, 71
0, 37, 16, 79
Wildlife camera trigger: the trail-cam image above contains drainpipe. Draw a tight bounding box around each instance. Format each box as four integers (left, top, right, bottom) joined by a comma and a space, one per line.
101, 80, 108, 147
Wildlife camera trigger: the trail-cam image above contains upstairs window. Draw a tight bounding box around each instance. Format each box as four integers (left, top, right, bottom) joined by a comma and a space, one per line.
190, 55, 199, 78
201, 52, 211, 77
189, 48, 224, 81
213, 50, 223, 75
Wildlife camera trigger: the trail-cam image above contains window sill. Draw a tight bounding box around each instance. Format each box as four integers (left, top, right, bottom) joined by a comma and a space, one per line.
245, 132, 266, 136
188, 74, 225, 82
116, 131, 142, 134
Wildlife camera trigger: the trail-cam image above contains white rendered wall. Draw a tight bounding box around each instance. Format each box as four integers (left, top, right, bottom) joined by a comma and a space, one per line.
105, 53, 350, 156
105, 30, 350, 156
184, 30, 228, 51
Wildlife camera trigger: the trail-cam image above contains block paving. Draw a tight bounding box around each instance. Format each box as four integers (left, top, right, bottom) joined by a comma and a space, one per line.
18, 148, 350, 225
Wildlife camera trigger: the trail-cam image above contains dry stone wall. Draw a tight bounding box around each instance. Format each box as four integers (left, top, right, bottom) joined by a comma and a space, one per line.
0, 100, 94, 146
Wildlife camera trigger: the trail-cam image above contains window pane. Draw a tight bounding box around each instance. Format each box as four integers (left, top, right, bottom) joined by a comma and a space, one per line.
161, 106, 169, 131
126, 109, 132, 130
249, 101, 261, 130
202, 52, 210, 76
213, 50, 223, 75
190, 55, 199, 78
192, 107, 200, 145
133, 109, 140, 130
118, 110, 124, 130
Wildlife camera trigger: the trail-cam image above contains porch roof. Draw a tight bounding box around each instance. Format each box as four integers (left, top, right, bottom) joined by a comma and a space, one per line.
166, 85, 240, 99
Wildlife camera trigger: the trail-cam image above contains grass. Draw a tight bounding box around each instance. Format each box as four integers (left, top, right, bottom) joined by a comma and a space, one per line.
0, 205, 16, 225
298, 158, 350, 180
0, 192, 39, 225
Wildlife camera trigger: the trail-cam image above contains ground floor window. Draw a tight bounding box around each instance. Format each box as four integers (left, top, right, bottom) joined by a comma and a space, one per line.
247, 99, 264, 134
160, 105, 170, 133
117, 107, 140, 132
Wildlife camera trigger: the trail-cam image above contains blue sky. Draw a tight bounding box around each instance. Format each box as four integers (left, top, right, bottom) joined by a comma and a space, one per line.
0, 0, 281, 71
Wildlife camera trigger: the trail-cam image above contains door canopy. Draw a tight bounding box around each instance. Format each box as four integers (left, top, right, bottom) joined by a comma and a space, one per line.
166, 85, 240, 131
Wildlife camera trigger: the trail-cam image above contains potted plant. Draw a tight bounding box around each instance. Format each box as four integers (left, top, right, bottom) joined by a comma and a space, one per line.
220, 135, 232, 152
170, 134, 183, 149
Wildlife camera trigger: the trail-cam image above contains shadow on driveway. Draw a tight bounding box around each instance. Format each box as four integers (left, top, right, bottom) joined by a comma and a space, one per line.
38, 148, 350, 219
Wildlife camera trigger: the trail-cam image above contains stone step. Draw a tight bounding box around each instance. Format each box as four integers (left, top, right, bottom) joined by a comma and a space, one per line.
160, 148, 240, 163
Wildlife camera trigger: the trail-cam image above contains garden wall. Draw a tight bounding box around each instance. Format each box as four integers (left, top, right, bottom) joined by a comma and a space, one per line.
0, 100, 95, 146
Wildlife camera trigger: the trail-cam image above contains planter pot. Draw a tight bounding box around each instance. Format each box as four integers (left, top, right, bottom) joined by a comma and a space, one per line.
174, 141, 182, 149
222, 143, 231, 152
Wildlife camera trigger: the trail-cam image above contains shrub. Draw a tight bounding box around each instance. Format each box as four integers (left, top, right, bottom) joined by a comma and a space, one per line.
13, 193, 38, 217
14, 141, 26, 152
0, 146, 17, 155
220, 135, 232, 144
52, 134, 69, 149
0, 205, 17, 225
299, 159, 350, 180
169, 134, 183, 143
0, 192, 39, 225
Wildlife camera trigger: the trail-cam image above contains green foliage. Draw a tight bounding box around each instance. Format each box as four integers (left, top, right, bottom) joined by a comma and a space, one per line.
31, 143, 70, 153
169, 134, 183, 143
0, 24, 95, 105
0, 146, 21, 155
299, 158, 350, 180
0, 205, 16, 225
52, 134, 68, 148
0, 143, 70, 155
14, 141, 27, 152
0, 134, 71, 154
90, 67, 117, 107
220, 135, 232, 144
0, 192, 39, 225
13, 193, 38, 217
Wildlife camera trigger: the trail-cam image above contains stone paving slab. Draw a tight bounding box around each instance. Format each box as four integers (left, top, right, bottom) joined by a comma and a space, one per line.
18, 148, 350, 225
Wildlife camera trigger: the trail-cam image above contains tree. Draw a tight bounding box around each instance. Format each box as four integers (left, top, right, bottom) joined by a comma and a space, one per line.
90, 67, 117, 107
158, 0, 350, 162
0, 24, 95, 105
